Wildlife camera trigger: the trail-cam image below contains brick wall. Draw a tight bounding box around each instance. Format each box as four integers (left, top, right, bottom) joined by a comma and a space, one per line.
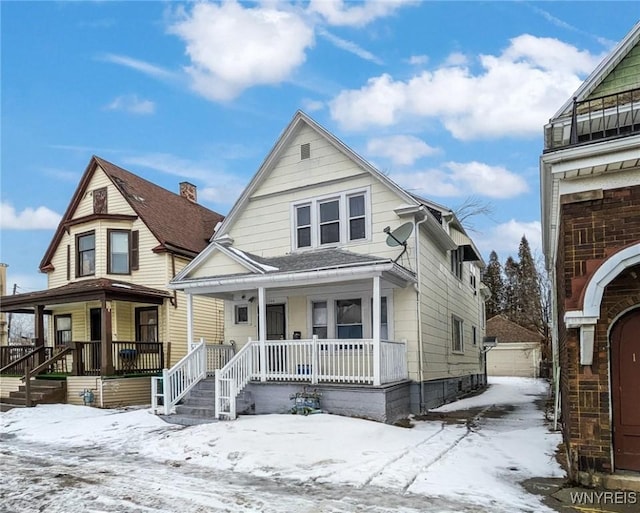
558, 184, 640, 476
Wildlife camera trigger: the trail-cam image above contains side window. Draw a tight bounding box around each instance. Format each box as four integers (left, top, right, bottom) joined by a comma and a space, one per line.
450, 247, 463, 280
295, 205, 311, 249
108, 229, 130, 274
348, 194, 366, 241
235, 305, 249, 325
55, 315, 72, 346
319, 199, 340, 245
76, 231, 95, 277
452, 315, 464, 352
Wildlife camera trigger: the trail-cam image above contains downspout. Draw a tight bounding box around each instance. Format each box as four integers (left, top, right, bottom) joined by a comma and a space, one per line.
415, 208, 429, 412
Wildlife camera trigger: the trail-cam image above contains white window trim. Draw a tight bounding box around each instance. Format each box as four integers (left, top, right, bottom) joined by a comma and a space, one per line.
234, 303, 250, 325
291, 187, 371, 251
306, 289, 393, 340
452, 315, 464, 354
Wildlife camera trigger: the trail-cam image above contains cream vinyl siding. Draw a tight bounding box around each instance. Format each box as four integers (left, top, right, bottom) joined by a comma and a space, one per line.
189, 250, 253, 279
417, 227, 484, 380
48, 214, 165, 289
100, 377, 152, 407
168, 257, 224, 365
74, 166, 136, 219
229, 180, 417, 269
66, 376, 102, 406
255, 125, 365, 197
67, 377, 152, 408
0, 377, 22, 398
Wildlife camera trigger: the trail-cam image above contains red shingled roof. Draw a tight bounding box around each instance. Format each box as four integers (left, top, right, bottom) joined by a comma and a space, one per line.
486, 315, 543, 343
40, 156, 224, 271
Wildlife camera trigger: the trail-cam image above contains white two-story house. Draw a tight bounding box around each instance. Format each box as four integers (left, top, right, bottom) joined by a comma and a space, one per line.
169, 111, 487, 422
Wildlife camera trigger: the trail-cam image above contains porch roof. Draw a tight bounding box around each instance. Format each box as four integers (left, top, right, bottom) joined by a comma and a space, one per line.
0, 278, 170, 313
171, 248, 416, 295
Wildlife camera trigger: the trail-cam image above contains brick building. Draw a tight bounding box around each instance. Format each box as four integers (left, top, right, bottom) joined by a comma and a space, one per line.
541, 22, 640, 487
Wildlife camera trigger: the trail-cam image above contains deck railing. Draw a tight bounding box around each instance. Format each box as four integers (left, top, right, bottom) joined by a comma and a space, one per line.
545, 87, 640, 150
74, 341, 164, 376
0, 346, 54, 375
215, 340, 255, 419
152, 339, 206, 415
215, 336, 408, 420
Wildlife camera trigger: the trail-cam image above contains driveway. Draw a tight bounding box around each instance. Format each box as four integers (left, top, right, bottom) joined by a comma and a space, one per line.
1, 377, 565, 512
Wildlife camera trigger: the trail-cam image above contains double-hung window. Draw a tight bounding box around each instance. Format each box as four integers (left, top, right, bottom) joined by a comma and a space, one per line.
336, 299, 363, 339
348, 194, 366, 241
312, 301, 328, 339
451, 247, 464, 280
296, 205, 312, 248
319, 199, 340, 244
55, 315, 72, 346
293, 189, 369, 250
108, 229, 130, 274
76, 231, 95, 277
452, 315, 464, 353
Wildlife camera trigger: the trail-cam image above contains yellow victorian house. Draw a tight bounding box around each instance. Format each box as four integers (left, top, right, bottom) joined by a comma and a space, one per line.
0, 156, 226, 407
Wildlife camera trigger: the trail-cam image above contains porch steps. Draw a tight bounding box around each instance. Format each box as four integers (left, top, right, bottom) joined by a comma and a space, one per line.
161, 377, 255, 426
6, 379, 66, 407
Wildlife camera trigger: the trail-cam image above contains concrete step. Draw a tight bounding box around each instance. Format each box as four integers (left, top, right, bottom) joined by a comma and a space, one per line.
180, 397, 215, 408
174, 404, 216, 418
0, 402, 26, 412
158, 414, 218, 426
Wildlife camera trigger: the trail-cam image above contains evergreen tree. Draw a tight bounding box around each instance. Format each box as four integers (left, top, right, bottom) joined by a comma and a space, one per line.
503, 256, 519, 321
516, 236, 542, 332
482, 251, 504, 318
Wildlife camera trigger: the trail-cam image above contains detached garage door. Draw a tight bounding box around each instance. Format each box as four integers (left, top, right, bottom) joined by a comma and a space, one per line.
487, 342, 540, 378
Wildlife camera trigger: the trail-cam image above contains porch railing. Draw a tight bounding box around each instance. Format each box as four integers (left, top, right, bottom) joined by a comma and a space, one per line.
152, 339, 206, 415
544, 87, 640, 150
215, 336, 408, 420
74, 341, 164, 376
0, 346, 54, 375
215, 340, 254, 419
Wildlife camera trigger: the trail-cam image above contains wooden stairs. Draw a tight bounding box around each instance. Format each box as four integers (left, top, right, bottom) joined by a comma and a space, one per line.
1, 379, 67, 407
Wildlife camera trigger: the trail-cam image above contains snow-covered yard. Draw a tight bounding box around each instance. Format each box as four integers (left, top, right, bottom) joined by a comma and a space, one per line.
0, 377, 564, 512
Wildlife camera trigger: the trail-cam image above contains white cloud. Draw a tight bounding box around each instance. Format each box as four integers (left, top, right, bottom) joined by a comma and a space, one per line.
318, 29, 382, 64
366, 135, 439, 166
443, 51, 468, 67
0, 202, 61, 230
101, 53, 175, 80
330, 34, 605, 139
106, 94, 156, 115
476, 220, 542, 259
308, 0, 416, 27
302, 98, 325, 112
168, 1, 314, 101
407, 54, 428, 66
390, 161, 528, 199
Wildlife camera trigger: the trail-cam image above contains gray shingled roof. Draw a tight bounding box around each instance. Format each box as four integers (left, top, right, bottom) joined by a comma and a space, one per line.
243, 248, 393, 274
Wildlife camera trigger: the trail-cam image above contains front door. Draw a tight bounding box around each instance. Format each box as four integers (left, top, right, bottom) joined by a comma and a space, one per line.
266, 304, 286, 373
89, 308, 102, 372
611, 309, 640, 471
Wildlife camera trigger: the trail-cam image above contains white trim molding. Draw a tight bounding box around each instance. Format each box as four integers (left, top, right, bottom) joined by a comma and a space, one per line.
564, 241, 640, 365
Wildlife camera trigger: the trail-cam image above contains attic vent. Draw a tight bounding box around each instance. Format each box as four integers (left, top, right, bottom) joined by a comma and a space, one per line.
300, 143, 311, 160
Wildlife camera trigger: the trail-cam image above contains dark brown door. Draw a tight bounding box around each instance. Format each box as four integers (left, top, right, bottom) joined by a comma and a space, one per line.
611, 309, 640, 471
89, 308, 102, 372
266, 304, 286, 373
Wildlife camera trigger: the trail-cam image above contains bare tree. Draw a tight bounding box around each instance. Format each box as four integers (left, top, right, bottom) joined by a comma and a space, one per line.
452, 196, 495, 233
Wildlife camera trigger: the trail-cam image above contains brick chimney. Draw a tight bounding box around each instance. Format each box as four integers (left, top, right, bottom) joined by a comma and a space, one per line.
179, 182, 197, 203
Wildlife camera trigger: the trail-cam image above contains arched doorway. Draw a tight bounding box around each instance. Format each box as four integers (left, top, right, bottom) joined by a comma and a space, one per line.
611, 308, 640, 471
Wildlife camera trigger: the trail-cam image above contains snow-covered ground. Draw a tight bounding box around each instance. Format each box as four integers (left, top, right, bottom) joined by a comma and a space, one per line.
0, 377, 564, 512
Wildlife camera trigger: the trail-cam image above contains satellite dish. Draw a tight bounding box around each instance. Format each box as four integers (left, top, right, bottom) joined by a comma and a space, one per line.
384, 222, 414, 247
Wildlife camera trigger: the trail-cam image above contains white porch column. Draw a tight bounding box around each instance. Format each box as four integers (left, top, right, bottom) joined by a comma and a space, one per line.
258, 286, 267, 382
373, 275, 381, 386
186, 292, 194, 350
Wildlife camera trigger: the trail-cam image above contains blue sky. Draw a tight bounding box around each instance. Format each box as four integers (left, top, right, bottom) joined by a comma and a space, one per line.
1, 1, 639, 294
